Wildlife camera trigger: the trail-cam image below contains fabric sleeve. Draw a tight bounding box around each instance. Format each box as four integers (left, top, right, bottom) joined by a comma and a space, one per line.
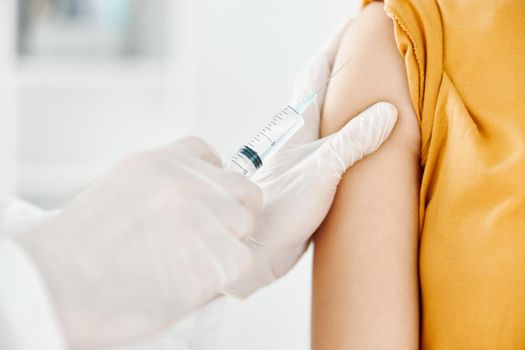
0, 238, 68, 350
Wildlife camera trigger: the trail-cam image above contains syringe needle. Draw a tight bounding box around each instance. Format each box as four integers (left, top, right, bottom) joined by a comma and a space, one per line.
227, 56, 353, 178
313, 57, 353, 96
292, 57, 353, 115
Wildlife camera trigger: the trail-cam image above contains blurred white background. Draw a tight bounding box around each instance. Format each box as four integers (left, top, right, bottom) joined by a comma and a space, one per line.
0, 0, 360, 348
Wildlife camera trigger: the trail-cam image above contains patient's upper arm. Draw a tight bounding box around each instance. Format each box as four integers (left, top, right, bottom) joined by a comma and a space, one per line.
312, 3, 420, 349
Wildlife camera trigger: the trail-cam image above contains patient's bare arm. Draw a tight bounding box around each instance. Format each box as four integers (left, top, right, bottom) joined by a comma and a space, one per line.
312, 3, 420, 349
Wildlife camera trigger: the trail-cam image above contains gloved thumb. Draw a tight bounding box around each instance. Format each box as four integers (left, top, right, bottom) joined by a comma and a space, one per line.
319, 102, 398, 174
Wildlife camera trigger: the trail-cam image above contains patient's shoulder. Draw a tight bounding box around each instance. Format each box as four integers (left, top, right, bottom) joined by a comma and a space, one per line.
360, 2, 397, 37
321, 1, 420, 154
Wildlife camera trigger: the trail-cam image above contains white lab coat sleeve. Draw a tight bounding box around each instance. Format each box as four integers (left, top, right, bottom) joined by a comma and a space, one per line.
0, 194, 67, 350
0, 238, 68, 350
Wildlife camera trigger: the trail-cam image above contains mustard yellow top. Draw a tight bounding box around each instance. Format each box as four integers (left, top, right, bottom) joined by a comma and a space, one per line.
363, 0, 525, 348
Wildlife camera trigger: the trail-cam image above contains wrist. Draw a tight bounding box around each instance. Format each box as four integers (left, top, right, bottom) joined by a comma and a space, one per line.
15, 218, 91, 347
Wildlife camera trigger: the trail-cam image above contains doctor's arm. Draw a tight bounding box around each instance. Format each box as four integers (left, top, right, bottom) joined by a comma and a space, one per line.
311, 3, 420, 349
0, 138, 261, 350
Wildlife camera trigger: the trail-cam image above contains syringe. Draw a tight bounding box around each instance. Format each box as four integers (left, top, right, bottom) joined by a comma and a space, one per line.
226, 58, 351, 178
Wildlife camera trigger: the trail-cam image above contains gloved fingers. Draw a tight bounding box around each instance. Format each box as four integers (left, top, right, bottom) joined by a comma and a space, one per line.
163, 136, 223, 168
212, 170, 263, 219
312, 20, 352, 106
293, 19, 353, 99
319, 102, 397, 174
201, 225, 255, 287
252, 136, 326, 182
201, 187, 258, 241
161, 161, 260, 241
288, 19, 354, 145
183, 205, 255, 288
163, 206, 254, 305
325, 20, 353, 62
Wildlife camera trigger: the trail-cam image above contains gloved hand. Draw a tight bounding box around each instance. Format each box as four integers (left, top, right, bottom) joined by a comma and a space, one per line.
224, 22, 398, 296
16, 137, 262, 349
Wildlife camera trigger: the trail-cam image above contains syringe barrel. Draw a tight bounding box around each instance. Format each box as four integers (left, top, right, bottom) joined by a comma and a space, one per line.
226, 105, 304, 178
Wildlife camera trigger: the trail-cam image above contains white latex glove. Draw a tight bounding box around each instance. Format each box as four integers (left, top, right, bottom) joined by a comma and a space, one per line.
224, 21, 398, 296
16, 137, 262, 349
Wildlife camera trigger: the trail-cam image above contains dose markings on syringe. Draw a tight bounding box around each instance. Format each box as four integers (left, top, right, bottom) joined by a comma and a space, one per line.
247, 108, 299, 156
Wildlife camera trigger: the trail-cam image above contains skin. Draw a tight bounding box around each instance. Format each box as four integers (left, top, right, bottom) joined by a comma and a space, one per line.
311, 3, 420, 349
